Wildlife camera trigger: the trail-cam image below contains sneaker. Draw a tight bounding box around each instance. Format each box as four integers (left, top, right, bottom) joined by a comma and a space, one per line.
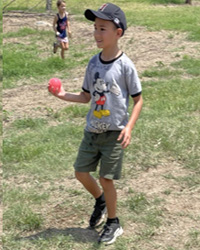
53, 42, 57, 53
98, 218, 123, 245
89, 202, 107, 228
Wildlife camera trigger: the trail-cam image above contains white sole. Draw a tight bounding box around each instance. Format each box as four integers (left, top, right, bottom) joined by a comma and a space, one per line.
104, 227, 124, 245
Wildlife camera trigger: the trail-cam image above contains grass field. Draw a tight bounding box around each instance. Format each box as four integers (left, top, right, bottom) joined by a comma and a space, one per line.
2, 0, 200, 249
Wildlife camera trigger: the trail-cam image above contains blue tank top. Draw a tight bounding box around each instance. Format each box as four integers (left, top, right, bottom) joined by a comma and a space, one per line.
57, 13, 68, 39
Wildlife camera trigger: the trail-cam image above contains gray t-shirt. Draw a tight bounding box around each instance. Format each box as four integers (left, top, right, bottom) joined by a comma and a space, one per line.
82, 52, 142, 133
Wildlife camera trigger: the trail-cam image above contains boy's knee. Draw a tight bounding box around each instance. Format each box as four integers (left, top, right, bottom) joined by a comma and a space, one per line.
99, 176, 113, 189
75, 171, 88, 181
75, 171, 81, 181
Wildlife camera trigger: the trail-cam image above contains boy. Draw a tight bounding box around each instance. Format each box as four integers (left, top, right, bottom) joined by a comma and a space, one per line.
49, 3, 143, 245
53, 0, 71, 59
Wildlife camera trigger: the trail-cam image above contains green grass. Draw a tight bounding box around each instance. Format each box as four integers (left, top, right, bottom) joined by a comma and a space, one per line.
12, 118, 48, 129
126, 4, 200, 39
142, 67, 182, 78
3, 1, 200, 249
4, 204, 43, 231
3, 27, 97, 88
185, 230, 200, 250
3, 0, 200, 41
0, 0, 2, 211
3, 185, 48, 232
142, 54, 200, 78
172, 55, 200, 76
3, 27, 41, 38
3, 49, 68, 86
3, 41, 87, 88
131, 88, 200, 170
2, 0, 48, 12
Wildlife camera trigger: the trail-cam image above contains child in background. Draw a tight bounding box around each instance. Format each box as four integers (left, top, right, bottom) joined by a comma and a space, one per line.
53, 0, 71, 59
49, 3, 143, 245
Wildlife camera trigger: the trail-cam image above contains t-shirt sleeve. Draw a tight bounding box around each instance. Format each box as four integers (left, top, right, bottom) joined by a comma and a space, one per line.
82, 64, 91, 93
125, 61, 142, 97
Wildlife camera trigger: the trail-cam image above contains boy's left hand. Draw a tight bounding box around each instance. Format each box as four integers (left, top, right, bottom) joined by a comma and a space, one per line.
117, 126, 132, 149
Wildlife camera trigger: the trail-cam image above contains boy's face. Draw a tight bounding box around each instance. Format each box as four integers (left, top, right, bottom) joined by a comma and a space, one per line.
94, 18, 122, 49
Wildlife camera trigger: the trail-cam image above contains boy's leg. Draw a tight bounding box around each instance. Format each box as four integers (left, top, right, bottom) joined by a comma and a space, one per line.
98, 177, 123, 245
74, 131, 111, 228
75, 171, 107, 228
75, 171, 102, 198
99, 177, 116, 218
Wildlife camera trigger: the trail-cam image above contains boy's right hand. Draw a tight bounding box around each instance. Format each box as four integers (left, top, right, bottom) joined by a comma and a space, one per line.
48, 84, 65, 98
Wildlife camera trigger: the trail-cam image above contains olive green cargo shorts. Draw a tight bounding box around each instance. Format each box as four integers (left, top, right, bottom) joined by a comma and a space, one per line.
74, 130, 124, 180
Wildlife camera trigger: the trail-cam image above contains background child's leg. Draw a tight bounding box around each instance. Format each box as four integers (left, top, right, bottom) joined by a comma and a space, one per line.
63, 42, 69, 50
99, 177, 117, 219
60, 41, 69, 59
75, 171, 102, 198
53, 41, 60, 54
60, 41, 65, 59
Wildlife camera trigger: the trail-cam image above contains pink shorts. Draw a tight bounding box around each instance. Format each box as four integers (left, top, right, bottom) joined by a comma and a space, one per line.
57, 37, 68, 43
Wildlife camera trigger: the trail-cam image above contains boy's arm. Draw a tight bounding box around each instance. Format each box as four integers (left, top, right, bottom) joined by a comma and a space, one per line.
50, 85, 91, 103
118, 94, 143, 149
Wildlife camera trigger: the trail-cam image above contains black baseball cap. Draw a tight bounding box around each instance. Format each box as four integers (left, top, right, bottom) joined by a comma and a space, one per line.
84, 3, 127, 35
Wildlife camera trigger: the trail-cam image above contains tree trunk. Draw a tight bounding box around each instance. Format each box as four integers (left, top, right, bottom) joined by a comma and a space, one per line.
185, 0, 192, 4
46, 0, 52, 11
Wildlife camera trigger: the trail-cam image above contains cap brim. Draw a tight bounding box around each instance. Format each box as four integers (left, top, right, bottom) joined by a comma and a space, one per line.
84, 9, 112, 22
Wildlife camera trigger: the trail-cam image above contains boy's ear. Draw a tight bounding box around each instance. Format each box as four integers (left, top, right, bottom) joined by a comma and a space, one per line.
117, 28, 123, 37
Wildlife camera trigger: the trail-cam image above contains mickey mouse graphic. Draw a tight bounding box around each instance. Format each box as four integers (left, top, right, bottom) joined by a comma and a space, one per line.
92, 72, 120, 119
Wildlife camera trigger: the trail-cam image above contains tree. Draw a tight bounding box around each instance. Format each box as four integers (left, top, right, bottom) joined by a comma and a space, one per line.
185, 0, 192, 4
46, 0, 52, 11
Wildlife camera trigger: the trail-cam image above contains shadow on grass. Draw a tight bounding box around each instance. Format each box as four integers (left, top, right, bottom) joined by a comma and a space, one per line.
16, 227, 99, 243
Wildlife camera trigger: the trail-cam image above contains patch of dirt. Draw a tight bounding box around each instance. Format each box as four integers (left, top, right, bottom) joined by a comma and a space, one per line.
119, 162, 200, 249
121, 26, 200, 72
